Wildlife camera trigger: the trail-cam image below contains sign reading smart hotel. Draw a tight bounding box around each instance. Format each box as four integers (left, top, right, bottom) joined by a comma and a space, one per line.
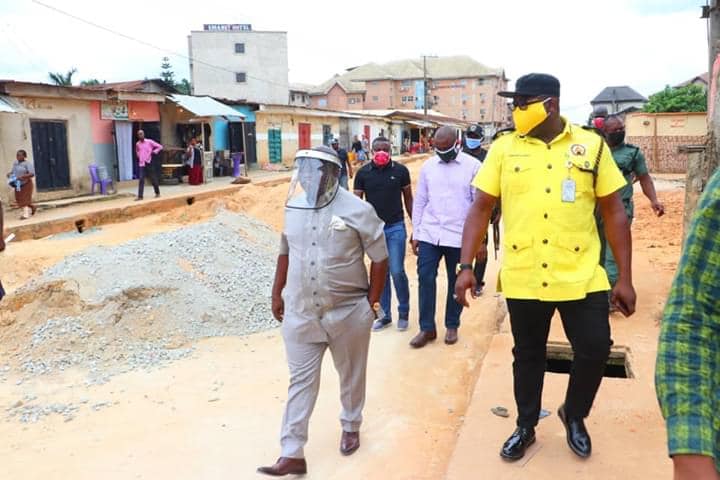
203, 24, 252, 32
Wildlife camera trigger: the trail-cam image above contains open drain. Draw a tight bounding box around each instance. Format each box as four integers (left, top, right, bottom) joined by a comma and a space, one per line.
545, 341, 633, 379
74, 219, 86, 233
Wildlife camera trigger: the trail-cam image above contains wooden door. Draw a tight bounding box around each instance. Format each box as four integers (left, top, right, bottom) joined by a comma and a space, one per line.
298, 123, 311, 150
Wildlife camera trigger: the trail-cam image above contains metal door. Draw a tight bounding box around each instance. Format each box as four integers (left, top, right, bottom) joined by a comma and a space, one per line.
244, 122, 257, 164
298, 123, 311, 150
339, 118, 350, 149
268, 128, 282, 163
363, 125, 371, 143
30, 120, 71, 191
322, 124, 332, 146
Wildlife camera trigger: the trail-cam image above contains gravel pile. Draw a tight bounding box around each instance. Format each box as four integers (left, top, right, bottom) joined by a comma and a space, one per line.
4, 210, 281, 394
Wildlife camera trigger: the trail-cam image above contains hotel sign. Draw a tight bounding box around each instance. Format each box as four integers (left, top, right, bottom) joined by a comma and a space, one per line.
203, 24, 252, 32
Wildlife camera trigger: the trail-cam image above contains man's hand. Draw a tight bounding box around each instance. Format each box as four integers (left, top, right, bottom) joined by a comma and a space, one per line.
651, 201, 665, 217
610, 279, 636, 317
672, 454, 720, 480
454, 270, 477, 308
271, 294, 284, 322
411, 239, 419, 256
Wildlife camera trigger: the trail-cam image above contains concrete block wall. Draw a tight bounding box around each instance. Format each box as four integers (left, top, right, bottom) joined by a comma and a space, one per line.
626, 135, 706, 173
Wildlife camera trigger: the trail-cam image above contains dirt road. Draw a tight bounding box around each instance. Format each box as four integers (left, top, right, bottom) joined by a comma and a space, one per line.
0, 161, 684, 479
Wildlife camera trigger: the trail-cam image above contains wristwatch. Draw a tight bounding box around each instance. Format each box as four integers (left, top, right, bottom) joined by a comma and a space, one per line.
456, 263, 473, 275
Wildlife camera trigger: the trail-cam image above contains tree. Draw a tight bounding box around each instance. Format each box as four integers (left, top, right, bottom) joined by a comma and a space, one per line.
48, 68, 77, 86
644, 84, 707, 113
80, 79, 105, 86
176, 78, 191, 95
160, 57, 176, 87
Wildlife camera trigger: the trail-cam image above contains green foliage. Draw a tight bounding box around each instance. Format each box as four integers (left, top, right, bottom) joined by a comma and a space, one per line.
48, 68, 77, 86
80, 79, 104, 86
176, 78, 191, 95
160, 56, 176, 86
644, 84, 707, 113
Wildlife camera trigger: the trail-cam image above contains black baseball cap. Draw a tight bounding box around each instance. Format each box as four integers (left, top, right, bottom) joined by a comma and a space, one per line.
498, 73, 560, 98
465, 124, 484, 137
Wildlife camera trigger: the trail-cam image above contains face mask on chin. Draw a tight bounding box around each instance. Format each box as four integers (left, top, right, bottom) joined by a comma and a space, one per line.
435, 145, 459, 163
606, 130, 626, 147
512, 98, 551, 136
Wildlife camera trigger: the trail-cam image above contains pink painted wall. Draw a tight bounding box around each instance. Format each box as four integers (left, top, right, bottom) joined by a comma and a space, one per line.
129, 101, 160, 121
89, 100, 161, 144
90, 101, 114, 144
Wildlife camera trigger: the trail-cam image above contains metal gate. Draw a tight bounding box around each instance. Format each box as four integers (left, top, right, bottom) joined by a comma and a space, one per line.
268, 128, 282, 163
30, 120, 71, 191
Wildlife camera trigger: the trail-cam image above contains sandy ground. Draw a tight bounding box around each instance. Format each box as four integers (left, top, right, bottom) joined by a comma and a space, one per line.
0, 161, 685, 479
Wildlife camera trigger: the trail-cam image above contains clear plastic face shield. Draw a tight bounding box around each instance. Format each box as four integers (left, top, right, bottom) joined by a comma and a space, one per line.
286, 150, 341, 210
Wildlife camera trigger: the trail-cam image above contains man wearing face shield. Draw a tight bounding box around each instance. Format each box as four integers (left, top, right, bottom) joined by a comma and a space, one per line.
455, 73, 636, 461
599, 114, 664, 288
410, 126, 481, 349
258, 145, 388, 477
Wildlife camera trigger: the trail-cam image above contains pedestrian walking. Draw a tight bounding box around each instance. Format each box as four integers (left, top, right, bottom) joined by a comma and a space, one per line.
655, 167, 720, 480
410, 126, 480, 349
354, 136, 413, 332
330, 138, 353, 190
455, 73, 636, 461
6, 149, 36, 220
258, 145, 388, 477
351, 135, 366, 164
599, 114, 664, 288
135, 129, 162, 200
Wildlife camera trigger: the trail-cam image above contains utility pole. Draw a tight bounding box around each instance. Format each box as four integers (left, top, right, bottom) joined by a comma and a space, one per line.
421, 55, 437, 120
685, 2, 720, 235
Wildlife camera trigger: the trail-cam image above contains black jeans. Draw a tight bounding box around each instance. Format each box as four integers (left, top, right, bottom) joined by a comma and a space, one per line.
506, 291, 611, 428
138, 162, 160, 198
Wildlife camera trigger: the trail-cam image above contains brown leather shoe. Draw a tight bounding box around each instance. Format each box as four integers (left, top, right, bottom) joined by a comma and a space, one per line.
445, 328, 458, 345
410, 330, 437, 349
340, 431, 360, 456
257, 457, 307, 476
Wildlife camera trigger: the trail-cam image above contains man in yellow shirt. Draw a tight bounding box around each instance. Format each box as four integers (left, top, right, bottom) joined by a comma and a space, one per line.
455, 73, 636, 461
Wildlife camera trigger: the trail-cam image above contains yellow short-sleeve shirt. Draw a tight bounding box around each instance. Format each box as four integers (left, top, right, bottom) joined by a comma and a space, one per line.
472, 120, 626, 301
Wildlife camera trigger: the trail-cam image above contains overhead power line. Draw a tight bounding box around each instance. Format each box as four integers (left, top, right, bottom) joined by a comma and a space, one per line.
30, 0, 290, 90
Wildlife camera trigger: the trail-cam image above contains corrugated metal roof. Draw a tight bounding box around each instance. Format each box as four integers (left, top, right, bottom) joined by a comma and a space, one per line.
0, 95, 20, 113
168, 94, 245, 119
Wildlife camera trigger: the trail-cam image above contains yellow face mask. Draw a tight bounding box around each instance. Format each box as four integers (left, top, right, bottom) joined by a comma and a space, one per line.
512, 99, 550, 135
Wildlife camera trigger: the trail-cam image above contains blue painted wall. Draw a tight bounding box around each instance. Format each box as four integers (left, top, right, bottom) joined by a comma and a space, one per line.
231, 105, 256, 123
213, 118, 229, 151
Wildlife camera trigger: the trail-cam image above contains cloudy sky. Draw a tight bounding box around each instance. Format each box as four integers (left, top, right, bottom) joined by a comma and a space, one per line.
0, 0, 707, 122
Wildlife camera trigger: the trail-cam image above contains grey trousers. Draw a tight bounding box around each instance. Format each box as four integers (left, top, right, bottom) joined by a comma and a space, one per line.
279, 308, 373, 459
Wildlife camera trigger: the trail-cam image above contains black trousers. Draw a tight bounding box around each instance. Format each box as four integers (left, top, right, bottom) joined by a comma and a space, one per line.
473, 234, 489, 287
506, 291, 611, 428
137, 162, 160, 198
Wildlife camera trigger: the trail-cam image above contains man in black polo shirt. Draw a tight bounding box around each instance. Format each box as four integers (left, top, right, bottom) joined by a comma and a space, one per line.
354, 136, 413, 332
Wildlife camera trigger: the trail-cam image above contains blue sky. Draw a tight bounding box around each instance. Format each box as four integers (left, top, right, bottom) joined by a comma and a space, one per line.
0, 0, 708, 122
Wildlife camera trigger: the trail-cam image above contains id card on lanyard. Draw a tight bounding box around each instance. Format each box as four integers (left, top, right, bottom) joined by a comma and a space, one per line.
561, 157, 576, 203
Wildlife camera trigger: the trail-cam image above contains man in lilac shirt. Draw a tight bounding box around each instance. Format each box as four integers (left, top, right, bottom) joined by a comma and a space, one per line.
135, 129, 163, 200
410, 126, 480, 348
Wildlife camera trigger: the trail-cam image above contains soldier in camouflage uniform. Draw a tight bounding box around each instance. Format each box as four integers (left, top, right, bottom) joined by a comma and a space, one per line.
600, 115, 664, 286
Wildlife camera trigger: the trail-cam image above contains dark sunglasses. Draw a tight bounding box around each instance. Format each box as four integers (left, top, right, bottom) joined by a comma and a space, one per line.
512, 97, 550, 111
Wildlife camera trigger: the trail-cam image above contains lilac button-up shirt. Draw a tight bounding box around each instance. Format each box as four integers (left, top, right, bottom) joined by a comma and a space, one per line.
135, 139, 163, 167
412, 151, 481, 248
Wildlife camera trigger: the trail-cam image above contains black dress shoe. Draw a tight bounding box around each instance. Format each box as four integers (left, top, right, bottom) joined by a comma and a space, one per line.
500, 427, 536, 461
558, 404, 592, 458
